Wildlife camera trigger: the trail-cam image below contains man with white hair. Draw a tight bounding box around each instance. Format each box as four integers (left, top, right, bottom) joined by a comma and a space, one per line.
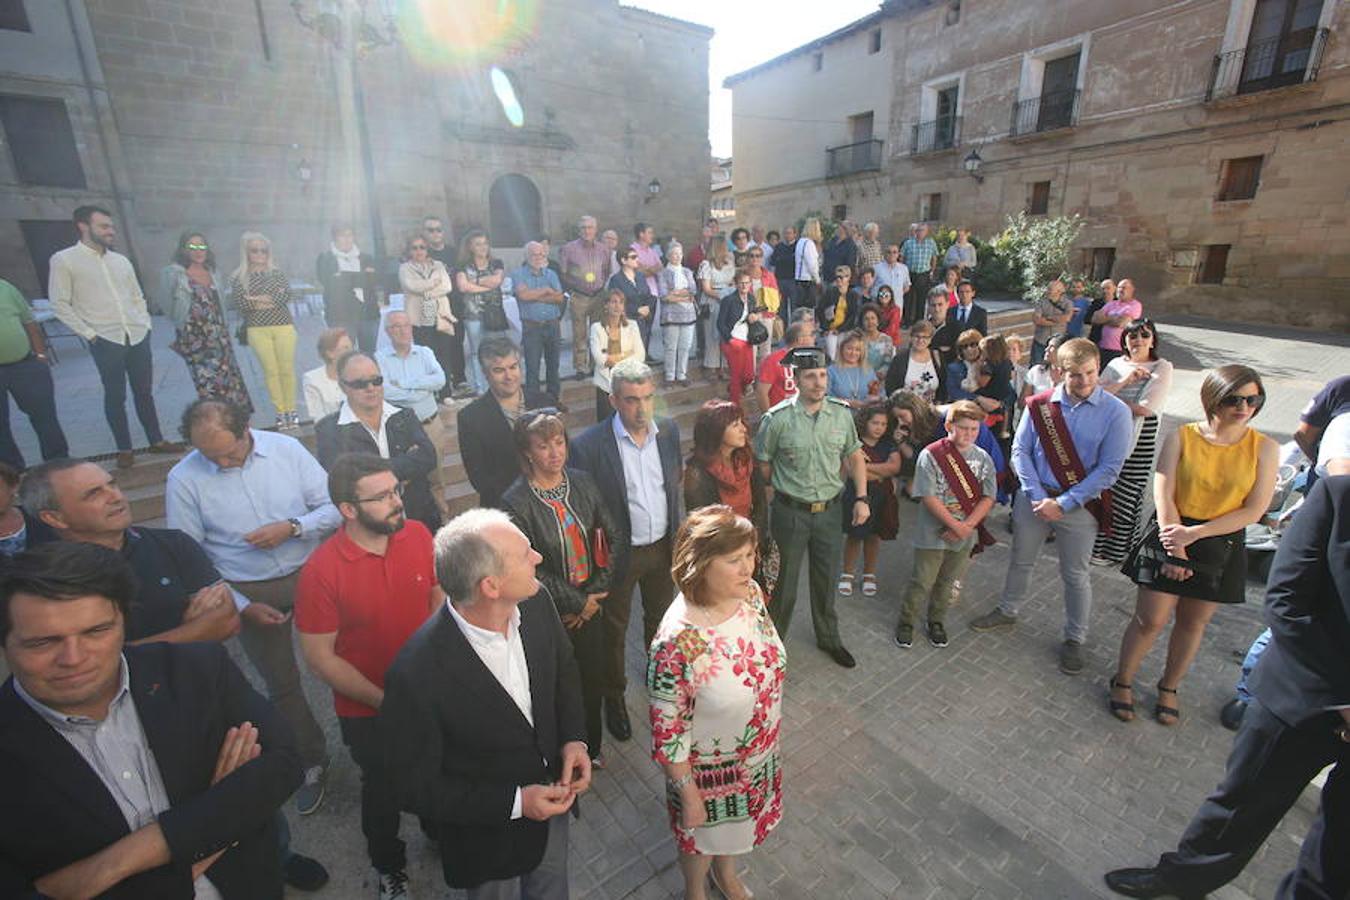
512, 241, 566, 404
381, 508, 590, 900
559, 216, 611, 380
856, 222, 884, 270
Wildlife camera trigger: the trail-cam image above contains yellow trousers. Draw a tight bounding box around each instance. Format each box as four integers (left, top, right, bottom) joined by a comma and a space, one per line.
247, 324, 298, 414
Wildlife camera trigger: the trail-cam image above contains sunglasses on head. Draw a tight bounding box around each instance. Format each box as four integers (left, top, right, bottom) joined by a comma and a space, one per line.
519, 406, 563, 426
1220, 393, 1264, 410
343, 375, 384, 390
186, 243, 208, 251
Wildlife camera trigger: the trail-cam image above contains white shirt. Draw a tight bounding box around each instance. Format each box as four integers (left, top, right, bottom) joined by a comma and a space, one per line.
48, 241, 152, 344
337, 400, 399, 458
1316, 411, 1350, 478
447, 600, 534, 819
872, 260, 911, 299
302, 366, 345, 420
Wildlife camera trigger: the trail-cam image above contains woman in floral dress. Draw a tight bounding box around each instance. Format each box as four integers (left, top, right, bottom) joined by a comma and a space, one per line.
649, 505, 785, 900
162, 230, 253, 414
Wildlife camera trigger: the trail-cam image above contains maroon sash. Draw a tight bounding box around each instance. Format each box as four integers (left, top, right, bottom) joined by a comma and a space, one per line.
926, 437, 997, 556
1026, 391, 1113, 535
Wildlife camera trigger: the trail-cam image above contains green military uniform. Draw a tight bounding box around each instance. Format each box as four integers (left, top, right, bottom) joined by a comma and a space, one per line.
754, 392, 861, 651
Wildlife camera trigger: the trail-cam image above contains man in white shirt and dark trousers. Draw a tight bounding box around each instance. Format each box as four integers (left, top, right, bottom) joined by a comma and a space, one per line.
48, 205, 181, 469
381, 508, 590, 900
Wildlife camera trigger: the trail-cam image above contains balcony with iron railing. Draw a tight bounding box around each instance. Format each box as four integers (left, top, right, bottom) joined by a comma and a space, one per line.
1010, 88, 1080, 137
826, 138, 884, 177
1206, 27, 1329, 101
910, 116, 962, 154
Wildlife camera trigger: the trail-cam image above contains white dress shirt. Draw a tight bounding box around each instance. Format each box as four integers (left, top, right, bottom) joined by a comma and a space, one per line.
336, 400, 400, 458
447, 600, 534, 819
48, 241, 152, 344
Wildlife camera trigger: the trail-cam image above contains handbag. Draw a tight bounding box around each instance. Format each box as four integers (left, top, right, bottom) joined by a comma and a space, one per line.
1121, 520, 1234, 601
745, 298, 769, 345
481, 295, 510, 332
434, 296, 456, 335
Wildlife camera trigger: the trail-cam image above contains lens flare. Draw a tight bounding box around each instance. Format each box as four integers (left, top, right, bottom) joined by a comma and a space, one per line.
490, 66, 524, 126
394, 0, 540, 70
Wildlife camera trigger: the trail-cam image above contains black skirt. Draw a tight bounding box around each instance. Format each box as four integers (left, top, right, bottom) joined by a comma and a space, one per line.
1122, 516, 1247, 604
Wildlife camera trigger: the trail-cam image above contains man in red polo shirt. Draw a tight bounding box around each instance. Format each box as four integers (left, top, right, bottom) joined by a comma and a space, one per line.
296, 453, 440, 900
755, 315, 817, 412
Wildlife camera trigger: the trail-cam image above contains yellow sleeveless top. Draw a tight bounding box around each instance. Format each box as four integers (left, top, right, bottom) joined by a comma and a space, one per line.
1173, 422, 1261, 520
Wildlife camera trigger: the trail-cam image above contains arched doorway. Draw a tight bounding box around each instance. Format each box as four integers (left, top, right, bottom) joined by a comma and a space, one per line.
488, 174, 542, 247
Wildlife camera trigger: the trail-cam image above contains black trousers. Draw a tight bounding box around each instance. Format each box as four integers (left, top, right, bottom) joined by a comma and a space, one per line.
0, 355, 68, 469
88, 334, 163, 450
1156, 700, 1348, 898
568, 614, 605, 757
602, 538, 674, 699
412, 325, 455, 401
905, 272, 932, 327
340, 715, 406, 874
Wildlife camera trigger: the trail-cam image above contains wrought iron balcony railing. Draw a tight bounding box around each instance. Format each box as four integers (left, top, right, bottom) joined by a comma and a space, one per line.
826, 139, 884, 177
1206, 27, 1329, 101
1010, 88, 1080, 136
910, 115, 962, 154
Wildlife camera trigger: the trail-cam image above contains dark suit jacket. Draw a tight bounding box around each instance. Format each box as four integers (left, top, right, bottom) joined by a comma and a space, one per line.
456, 388, 552, 509
314, 405, 442, 533
316, 250, 381, 329
0, 642, 301, 900
380, 597, 586, 889
884, 346, 950, 402
950, 302, 989, 337
569, 413, 681, 582
1249, 475, 1350, 727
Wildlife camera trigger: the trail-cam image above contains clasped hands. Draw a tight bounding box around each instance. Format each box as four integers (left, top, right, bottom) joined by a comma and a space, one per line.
560, 592, 606, 631
521, 741, 592, 822
1158, 523, 1197, 581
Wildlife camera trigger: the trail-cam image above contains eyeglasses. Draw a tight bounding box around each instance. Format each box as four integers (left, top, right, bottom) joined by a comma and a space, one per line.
247, 247, 268, 254
749, 252, 763, 258
410, 244, 428, 251
186, 243, 208, 251
342, 375, 384, 390
1220, 394, 1264, 410
911, 334, 932, 341
351, 483, 404, 504
834, 276, 849, 282
959, 342, 980, 350
424, 226, 443, 232
622, 254, 637, 261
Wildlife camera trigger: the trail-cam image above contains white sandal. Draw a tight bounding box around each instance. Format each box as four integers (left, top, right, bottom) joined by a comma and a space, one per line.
836, 573, 855, 597
861, 574, 878, 597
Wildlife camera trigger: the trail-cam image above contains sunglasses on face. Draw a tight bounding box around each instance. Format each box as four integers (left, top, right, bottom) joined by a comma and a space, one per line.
622, 254, 637, 261
343, 375, 384, 390
352, 483, 405, 504
1220, 393, 1264, 410
186, 243, 208, 251
959, 342, 980, 350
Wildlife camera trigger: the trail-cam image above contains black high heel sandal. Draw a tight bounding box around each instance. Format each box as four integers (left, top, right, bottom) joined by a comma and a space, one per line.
1108, 676, 1135, 722
1155, 684, 1180, 726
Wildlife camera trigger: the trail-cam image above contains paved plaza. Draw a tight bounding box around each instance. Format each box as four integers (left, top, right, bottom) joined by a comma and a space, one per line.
8, 312, 1348, 898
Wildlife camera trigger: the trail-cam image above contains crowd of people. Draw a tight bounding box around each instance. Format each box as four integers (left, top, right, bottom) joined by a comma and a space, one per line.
0, 205, 1345, 900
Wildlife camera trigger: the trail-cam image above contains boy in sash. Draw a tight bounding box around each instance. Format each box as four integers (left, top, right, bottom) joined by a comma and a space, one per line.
970, 338, 1132, 675
895, 401, 998, 649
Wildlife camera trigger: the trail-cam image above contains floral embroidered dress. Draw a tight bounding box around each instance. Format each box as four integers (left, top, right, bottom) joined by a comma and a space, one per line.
647, 581, 785, 856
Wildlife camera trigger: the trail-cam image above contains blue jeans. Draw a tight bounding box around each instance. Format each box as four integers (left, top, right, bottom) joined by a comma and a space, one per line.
463, 319, 485, 394
1234, 628, 1272, 703
88, 334, 164, 450
521, 319, 561, 402
662, 323, 696, 381
0, 355, 69, 468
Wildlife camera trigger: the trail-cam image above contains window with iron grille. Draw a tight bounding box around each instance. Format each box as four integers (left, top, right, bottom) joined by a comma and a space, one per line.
920, 193, 943, 222
0, 95, 87, 188
832, 204, 848, 222
1198, 245, 1231, 284
1029, 181, 1051, 215
1217, 156, 1263, 201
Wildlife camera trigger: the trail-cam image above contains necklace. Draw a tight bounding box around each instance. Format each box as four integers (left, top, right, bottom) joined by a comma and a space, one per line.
530, 473, 568, 502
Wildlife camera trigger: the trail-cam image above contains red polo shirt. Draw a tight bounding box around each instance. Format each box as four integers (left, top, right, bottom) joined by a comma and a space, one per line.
295, 521, 437, 718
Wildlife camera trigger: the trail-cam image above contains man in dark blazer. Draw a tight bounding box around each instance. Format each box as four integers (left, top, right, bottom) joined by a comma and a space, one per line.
950, 280, 989, 336
0, 542, 302, 899
1105, 464, 1350, 899
381, 508, 590, 897
457, 335, 553, 510
569, 357, 681, 742
315, 350, 442, 534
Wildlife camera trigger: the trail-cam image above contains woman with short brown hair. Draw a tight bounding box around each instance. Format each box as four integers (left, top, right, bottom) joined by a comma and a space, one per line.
648, 505, 785, 900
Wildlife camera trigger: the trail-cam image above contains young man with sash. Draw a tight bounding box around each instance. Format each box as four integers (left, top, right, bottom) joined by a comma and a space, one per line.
895, 401, 998, 649
970, 338, 1132, 675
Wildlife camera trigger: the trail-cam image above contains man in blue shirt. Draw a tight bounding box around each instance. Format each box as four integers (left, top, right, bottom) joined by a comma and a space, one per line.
970, 338, 1132, 675
512, 241, 566, 405
166, 399, 341, 815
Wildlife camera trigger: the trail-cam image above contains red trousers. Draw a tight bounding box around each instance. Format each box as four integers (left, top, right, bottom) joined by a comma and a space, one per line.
722, 339, 755, 406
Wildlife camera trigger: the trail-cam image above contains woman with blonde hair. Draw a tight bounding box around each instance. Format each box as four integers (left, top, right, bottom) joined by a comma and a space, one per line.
1109, 365, 1278, 725
229, 231, 299, 429
697, 234, 735, 379
301, 326, 353, 420
793, 218, 823, 317
649, 505, 785, 900
398, 232, 457, 407
589, 288, 644, 419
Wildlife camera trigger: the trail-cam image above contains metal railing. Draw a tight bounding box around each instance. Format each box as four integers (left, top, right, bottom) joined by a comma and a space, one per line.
910, 115, 962, 154
826, 138, 884, 177
1206, 27, 1329, 101
1010, 88, 1080, 136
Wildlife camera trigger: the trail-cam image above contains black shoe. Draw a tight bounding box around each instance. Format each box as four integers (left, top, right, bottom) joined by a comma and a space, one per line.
927, 622, 949, 648
605, 698, 632, 741
1103, 867, 1192, 898
1219, 697, 1247, 731
893, 625, 914, 649
284, 852, 330, 892
825, 645, 857, 668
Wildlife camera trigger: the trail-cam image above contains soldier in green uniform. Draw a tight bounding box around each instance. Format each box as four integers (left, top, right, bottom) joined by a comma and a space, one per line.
754, 346, 870, 668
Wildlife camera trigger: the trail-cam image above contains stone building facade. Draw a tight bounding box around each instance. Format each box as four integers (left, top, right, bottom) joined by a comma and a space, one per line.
728, 0, 1349, 330
0, 0, 711, 298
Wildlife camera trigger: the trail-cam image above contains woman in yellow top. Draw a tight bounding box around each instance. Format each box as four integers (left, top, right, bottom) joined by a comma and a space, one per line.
1107, 365, 1277, 725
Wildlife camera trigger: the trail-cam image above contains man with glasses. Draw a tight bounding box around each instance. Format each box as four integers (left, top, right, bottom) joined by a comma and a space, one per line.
873, 243, 912, 316
422, 216, 472, 397
512, 241, 566, 405
166, 399, 340, 816
560, 216, 611, 380
48, 206, 180, 469
297, 453, 442, 900
314, 351, 441, 534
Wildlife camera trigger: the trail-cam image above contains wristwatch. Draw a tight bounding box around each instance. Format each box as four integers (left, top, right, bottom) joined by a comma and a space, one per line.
287, 518, 302, 538
668, 772, 694, 790
854, 497, 870, 505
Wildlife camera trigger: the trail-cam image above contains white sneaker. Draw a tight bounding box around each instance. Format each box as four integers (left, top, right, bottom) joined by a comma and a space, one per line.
294, 763, 327, 815
377, 868, 412, 900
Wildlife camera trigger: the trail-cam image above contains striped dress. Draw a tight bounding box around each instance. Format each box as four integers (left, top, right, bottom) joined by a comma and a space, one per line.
1094, 356, 1174, 564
